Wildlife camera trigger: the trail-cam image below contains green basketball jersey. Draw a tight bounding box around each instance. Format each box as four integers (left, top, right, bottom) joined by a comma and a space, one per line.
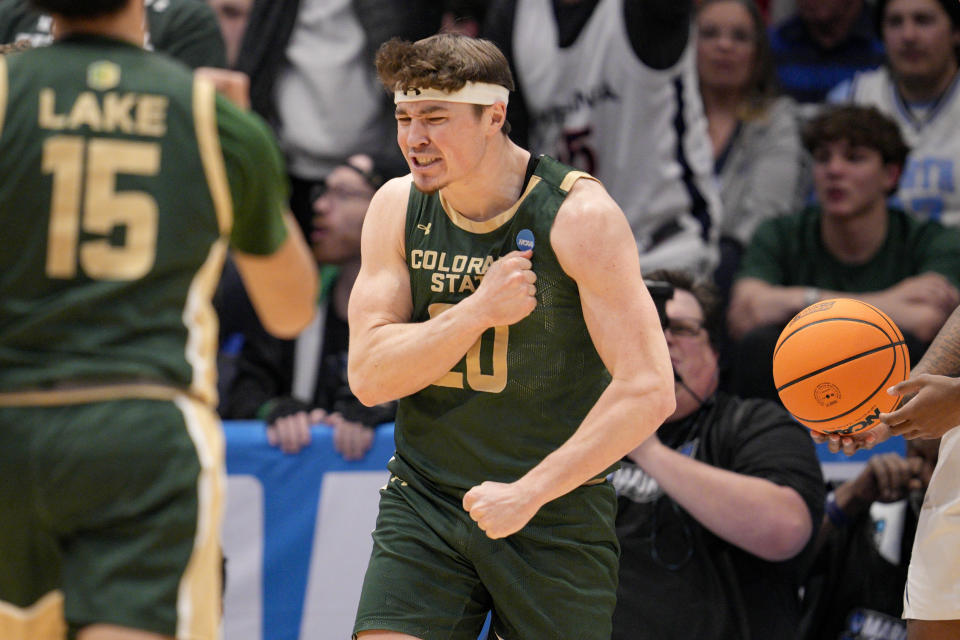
0, 35, 288, 406
394, 155, 613, 493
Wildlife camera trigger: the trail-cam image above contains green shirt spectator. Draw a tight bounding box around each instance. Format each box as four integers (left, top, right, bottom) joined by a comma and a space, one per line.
738, 206, 960, 293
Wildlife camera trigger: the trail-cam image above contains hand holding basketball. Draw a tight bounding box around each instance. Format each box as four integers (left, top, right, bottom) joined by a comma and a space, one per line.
773, 298, 910, 436
881, 374, 960, 440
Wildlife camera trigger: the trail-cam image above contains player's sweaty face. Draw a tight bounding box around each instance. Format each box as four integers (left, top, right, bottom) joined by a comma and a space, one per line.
395, 100, 488, 193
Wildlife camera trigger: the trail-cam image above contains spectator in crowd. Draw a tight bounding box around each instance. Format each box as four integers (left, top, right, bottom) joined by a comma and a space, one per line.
0, 0, 228, 68
799, 438, 940, 640
440, 0, 488, 36
727, 105, 960, 401
221, 154, 396, 458
484, 0, 723, 278
830, 0, 960, 228
234, 0, 441, 235
611, 269, 824, 640
769, 0, 884, 105
695, 0, 807, 301
206, 0, 252, 67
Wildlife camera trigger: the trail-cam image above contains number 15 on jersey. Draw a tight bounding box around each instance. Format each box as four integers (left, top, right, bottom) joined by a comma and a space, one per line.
44, 134, 160, 281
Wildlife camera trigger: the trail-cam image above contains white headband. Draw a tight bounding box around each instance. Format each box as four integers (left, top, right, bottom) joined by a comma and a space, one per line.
394, 82, 509, 106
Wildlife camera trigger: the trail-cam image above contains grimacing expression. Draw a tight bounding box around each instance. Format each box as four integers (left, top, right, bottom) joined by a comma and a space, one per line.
395, 100, 498, 194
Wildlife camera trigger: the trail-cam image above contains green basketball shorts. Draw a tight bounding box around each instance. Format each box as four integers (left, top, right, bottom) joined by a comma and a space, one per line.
0, 394, 224, 639
354, 461, 620, 640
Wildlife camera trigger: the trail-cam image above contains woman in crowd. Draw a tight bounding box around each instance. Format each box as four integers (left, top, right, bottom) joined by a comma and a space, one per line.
696, 0, 807, 299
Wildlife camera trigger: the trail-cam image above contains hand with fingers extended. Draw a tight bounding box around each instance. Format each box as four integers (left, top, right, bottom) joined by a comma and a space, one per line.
811, 424, 892, 456
328, 412, 375, 461
880, 374, 960, 440
462, 480, 542, 540
471, 250, 537, 328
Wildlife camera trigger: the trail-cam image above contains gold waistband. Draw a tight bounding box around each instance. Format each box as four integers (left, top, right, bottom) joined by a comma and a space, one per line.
0, 383, 185, 407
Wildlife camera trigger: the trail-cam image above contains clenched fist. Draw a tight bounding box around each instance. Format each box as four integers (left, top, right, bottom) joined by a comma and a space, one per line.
462, 480, 541, 539
472, 250, 537, 328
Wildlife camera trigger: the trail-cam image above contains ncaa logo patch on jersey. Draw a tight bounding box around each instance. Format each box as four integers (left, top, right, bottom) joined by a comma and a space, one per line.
516, 229, 535, 251
87, 61, 121, 91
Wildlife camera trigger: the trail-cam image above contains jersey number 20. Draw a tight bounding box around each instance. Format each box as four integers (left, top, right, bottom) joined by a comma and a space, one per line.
428, 303, 508, 393
43, 135, 160, 280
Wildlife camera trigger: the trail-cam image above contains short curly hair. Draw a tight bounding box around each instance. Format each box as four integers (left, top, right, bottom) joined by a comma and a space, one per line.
376, 33, 514, 94
31, 0, 126, 19
375, 34, 515, 135
802, 104, 910, 170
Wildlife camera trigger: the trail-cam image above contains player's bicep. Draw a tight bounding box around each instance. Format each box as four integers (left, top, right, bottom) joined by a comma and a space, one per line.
552, 183, 668, 379
348, 178, 414, 337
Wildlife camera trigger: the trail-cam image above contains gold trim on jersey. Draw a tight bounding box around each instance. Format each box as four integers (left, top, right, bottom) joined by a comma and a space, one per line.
0, 383, 185, 407
173, 394, 225, 640
190, 77, 232, 407
183, 238, 228, 407
0, 590, 66, 640
192, 76, 233, 236
439, 175, 542, 233
559, 170, 597, 193
0, 56, 7, 139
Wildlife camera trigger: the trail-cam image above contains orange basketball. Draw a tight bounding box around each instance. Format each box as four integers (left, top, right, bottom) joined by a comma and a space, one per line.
772, 298, 910, 436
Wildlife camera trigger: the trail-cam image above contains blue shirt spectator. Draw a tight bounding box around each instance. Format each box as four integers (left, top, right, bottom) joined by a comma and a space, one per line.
770, 0, 884, 104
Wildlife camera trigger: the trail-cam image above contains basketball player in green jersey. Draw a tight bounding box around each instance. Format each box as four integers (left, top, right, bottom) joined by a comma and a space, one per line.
348, 34, 676, 640
0, 1, 317, 639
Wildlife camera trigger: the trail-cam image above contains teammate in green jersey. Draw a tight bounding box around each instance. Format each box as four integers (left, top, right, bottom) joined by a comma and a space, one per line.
348, 33, 675, 640
0, 1, 317, 639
